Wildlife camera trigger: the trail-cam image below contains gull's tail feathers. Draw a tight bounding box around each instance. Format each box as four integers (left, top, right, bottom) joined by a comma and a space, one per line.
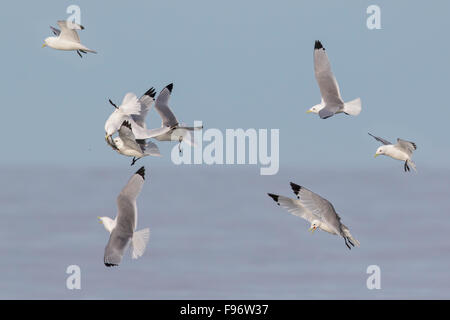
81, 46, 97, 54
341, 225, 360, 247
143, 141, 162, 157
131, 228, 150, 259
343, 98, 362, 116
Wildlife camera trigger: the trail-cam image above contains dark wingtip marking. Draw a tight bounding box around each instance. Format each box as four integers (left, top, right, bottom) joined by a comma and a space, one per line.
80, 25, 85, 30
314, 40, 324, 50
166, 83, 173, 93
121, 120, 132, 129
104, 263, 118, 267
412, 142, 417, 150
143, 87, 156, 98
290, 182, 301, 198
135, 166, 145, 179
267, 193, 280, 205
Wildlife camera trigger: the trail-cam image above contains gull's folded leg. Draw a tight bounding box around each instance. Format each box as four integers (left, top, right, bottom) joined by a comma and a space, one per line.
131, 157, 138, 166
344, 238, 351, 250
178, 136, 183, 154
404, 161, 410, 172
77, 50, 82, 58
347, 237, 355, 247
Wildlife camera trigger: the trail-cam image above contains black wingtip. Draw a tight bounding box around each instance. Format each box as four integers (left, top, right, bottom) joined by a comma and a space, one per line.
135, 166, 145, 179
267, 193, 280, 205
104, 263, 118, 267
121, 120, 132, 129
143, 87, 156, 98
80, 25, 85, 30
290, 182, 301, 197
314, 40, 324, 50
166, 83, 173, 93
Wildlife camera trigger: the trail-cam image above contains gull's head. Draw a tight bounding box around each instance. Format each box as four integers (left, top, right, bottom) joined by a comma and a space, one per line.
374, 147, 385, 158
306, 104, 323, 114
98, 216, 116, 233
308, 220, 321, 233
43, 37, 56, 48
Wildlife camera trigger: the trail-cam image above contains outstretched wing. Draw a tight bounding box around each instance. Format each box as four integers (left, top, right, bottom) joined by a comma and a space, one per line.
314, 41, 344, 119
104, 230, 131, 267
56, 20, 83, 43
154, 83, 178, 127
267, 193, 319, 223
396, 138, 417, 156
368, 133, 392, 145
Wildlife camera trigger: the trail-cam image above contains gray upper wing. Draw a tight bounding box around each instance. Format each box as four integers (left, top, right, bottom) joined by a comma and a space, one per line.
396, 138, 417, 155
116, 166, 145, 233
314, 41, 344, 119
154, 83, 178, 127
290, 182, 343, 235
118, 121, 142, 152
50, 26, 60, 36
56, 20, 81, 43
267, 193, 320, 223
104, 229, 131, 266
368, 133, 392, 145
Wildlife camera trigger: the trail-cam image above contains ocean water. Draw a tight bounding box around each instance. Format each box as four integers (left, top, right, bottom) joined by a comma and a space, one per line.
1, 164, 449, 299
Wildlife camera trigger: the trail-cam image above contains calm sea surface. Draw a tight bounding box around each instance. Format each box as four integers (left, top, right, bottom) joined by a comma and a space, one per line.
1, 165, 449, 299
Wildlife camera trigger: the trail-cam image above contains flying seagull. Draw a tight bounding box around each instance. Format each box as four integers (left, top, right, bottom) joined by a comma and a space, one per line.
268, 182, 360, 250
106, 120, 161, 166
142, 83, 203, 153
42, 20, 97, 58
368, 133, 417, 172
307, 40, 361, 119
99, 166, 150, 267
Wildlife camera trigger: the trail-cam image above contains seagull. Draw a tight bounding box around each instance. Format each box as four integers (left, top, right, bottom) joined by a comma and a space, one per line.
42, 20, 97, 58
307, 40, 361, 119
144, 83, 203, 153
106, 121, 161, 166
368, 133, 417, 172
99, 166, 150, 267
268, 182, 360, 250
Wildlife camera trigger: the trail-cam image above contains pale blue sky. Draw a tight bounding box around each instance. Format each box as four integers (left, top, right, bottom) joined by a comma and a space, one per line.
0, 0, 448, 170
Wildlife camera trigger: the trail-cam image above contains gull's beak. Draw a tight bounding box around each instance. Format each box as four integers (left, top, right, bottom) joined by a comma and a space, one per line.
374, 154, 379, 158
42, 43, 47, 48
98, 217, 102, 224
306, 110, 312, 113
308, 226, 317, 233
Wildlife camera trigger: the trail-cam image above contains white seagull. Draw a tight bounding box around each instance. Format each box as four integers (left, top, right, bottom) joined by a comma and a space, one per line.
369, 133, 417, 172
99, 166, 150, 267
268, 182, 360, 250
106, 121, 161, 166
42, 20, 97, 58
307, 40, 361, 119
